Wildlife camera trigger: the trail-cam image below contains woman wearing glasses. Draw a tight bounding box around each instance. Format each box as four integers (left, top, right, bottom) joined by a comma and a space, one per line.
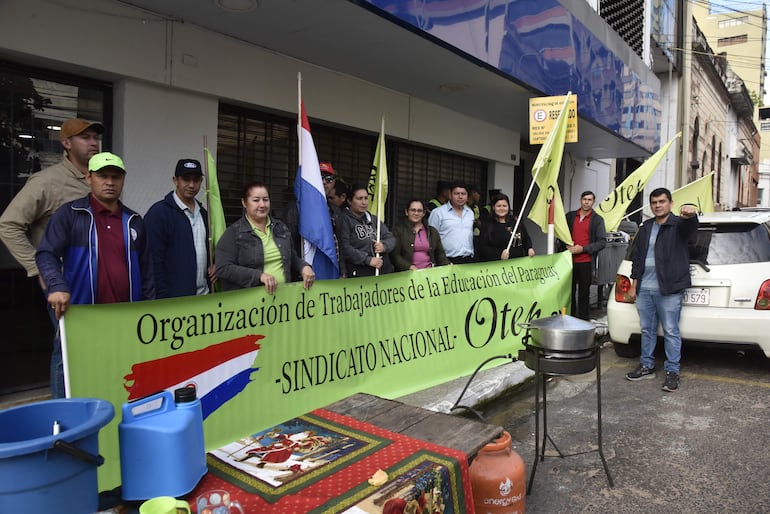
391, 199, 450, 271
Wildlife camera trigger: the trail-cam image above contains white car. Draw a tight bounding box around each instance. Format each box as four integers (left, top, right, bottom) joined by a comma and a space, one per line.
607, 209, 770, 358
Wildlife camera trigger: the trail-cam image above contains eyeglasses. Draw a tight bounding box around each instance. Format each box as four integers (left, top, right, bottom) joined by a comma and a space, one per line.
407, 208, 424, 213
322, 175, 335, 183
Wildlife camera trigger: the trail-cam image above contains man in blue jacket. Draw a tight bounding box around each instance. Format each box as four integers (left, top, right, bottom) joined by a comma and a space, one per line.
144, 159, 215, 298
36, 151, 155, 390
625, 187, 698, 392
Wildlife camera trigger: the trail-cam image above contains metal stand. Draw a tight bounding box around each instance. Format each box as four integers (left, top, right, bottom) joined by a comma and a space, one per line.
526, 344, 614, 494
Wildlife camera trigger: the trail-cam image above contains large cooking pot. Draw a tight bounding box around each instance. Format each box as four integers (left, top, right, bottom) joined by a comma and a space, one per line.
519, 314, 596, 352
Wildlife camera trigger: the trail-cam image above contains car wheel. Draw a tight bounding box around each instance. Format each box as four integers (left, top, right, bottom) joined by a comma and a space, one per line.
614, 335, 641, 358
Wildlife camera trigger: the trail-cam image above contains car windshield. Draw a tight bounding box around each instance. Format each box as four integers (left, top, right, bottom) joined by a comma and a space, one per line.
689, 222, 770, 265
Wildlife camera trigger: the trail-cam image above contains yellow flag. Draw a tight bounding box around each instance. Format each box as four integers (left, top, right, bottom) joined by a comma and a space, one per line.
596, 133, 680, 231
672, 172, 714, 214
527, 94, 573, 245
367, 117, 388, 223
204, 147, 226, 250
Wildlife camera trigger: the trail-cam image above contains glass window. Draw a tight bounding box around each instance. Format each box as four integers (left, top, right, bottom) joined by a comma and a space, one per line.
689, 223, 770, 265
717, 34, 748, 47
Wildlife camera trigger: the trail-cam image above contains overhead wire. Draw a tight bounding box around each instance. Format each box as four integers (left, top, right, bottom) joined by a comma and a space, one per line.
648, 0, 768, 82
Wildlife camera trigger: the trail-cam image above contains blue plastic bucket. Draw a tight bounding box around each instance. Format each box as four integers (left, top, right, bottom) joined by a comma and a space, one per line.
0, 398, 114, 514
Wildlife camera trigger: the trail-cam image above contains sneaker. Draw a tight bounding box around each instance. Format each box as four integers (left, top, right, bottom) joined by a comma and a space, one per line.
662, 372, 680, 392
626, 365, 656, 381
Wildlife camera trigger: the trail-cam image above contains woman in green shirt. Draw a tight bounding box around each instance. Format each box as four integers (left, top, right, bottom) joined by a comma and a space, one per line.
215, 182, 314, 293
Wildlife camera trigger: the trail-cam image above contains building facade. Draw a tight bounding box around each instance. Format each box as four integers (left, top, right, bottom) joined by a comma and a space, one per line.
690, 19, 759, 210
692, 1, 766, 207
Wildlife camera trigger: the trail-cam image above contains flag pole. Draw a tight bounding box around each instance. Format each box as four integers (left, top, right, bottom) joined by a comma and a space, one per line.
374, 117, 385, 276
297, 73, 302, 162
376, 117, 385, 241
297, 72, 308, 264
203, 135, 214, 271
508, 171, 540, 255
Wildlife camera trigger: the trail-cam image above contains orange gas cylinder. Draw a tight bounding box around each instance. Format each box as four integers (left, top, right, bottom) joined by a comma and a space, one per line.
469, 430, 526, 514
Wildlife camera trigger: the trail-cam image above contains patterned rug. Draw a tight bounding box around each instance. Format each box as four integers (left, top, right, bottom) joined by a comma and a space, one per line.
191, 408, 475, 513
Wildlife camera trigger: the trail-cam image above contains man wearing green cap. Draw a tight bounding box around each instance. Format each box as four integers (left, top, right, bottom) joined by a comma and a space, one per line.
36, 152, 154, 390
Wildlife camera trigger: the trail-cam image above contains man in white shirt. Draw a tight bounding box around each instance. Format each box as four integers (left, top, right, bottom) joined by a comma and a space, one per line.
428, 182, 476, 264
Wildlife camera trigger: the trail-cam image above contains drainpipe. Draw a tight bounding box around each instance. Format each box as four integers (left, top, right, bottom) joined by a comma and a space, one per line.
677, 1, 693, 189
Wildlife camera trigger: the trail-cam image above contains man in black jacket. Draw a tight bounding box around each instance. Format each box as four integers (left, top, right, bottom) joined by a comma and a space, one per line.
625, 188, 698, 392
144, 159, 215, 298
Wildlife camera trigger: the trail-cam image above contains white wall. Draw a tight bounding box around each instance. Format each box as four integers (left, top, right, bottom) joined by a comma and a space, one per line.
114, 80, 219, 215
564, 157, 611, 211
487, 162, 516, 199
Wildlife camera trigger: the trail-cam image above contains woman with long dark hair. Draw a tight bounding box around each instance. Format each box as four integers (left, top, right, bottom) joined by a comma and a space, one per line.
336, 183, 396, 277
478, 193, 535, 261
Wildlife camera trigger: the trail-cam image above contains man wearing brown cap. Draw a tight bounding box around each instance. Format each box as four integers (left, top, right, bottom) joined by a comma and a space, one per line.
0, 118, 103, 397
36, 152, 154, 395
0, 118, 104, 281
144, 158, 215, 298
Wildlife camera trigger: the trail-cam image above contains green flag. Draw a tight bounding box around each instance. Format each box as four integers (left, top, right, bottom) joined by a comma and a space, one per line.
672, 172, 714, 214
367, 117, 388, 223
527, 94, 573, 245
596, 133, 680, 231
204, 147, 226, 251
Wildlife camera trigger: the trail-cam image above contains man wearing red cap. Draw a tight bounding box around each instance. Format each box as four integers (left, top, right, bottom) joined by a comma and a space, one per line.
0, 118, 104, 397
283, 161, 346, 277
317, 162, 347, 277
319, 161, 336, 195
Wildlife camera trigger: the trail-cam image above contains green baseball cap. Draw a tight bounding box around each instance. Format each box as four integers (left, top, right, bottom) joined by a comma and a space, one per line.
88, 152, 126, 174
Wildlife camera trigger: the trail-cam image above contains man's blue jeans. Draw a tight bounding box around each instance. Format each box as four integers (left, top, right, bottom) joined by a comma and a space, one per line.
635, 288, 684, 374
43, 287, 65, 398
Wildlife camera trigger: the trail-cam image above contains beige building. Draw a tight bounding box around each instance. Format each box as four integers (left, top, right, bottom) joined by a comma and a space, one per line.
693, 2, 766, 206
690, 19, 759, 209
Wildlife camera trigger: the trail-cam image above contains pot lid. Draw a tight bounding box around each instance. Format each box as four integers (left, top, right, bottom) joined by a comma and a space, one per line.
527, 313, 595, 332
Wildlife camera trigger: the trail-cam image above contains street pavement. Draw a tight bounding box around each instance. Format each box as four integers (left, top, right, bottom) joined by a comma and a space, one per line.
398, 303, 770, 512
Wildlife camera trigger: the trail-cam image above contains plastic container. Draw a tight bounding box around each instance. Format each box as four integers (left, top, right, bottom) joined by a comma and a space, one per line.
469, 431, 526, 513
119, 386, 207, 500
0, 398, 115, 514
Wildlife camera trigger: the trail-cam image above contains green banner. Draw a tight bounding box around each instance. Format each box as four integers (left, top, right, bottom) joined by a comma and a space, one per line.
64, 253, 572, 489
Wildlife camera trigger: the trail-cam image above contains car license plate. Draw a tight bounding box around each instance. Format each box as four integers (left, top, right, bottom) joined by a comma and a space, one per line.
683, 287, 710, 305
